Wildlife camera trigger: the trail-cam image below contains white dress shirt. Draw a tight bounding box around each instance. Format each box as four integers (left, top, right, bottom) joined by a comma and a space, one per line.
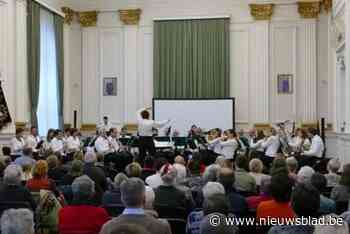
209, 138, 238, 159
108, 136, 120, 152
207, 138, 223, 155
288, 136, 311, 151
25, 135, 41, 152
66, 136, 81, 152
261, 135, 281, 157
249, 138, 265, 152
94, 136, 111, 154
137, 108, 170, 136
303, 135, 324, 158
11, 137, 25, 154
50, 137, 64, 154
97, 122, 112, 132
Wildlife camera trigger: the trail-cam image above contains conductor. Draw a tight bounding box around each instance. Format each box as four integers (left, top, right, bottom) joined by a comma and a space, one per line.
137, 107, 170, 162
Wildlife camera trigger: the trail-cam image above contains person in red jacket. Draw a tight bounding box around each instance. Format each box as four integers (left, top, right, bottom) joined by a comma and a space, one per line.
58, 175, 109, 234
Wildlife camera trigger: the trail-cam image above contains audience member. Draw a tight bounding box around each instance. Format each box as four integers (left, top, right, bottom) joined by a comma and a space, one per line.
1, 209, 35, 234
58, 175, 109, 234
47, 154, 67, 182
331, 163, 350, 203
200, 212, 237, 234
141, 156, 156, 181
234, 155, 256, 193
297, 166, 315, 184
218, 168, 248, 217
325, 158, 341, 187
14, 147, 36, 167
102, 172, 128, 207
268, 183, 319, 234
61, 159, 84, 185
0, 165, 36, 210
154, 164, 188, 210
246, 176, 272, 210
310, 173, 336, 214
257, 173, 295, 220
202, 164, 220, 184
145, 157, 167, 189
249, 158, 270, 186
26, 160, 53, 191
286, 156, 298, 182
100, 178, 171, 234
125, 162, 142, 178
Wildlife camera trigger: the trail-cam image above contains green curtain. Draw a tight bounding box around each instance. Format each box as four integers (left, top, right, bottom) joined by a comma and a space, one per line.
27, 0, 41, 126
54, 14, 64, 129
154, 18, 230, 98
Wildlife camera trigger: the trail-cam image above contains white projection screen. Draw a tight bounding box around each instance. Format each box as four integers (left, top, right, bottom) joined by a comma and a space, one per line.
153, 98, 235, 136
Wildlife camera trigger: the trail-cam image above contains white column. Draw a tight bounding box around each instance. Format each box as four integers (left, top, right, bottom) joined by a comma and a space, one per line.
123, 25, 139, 124
345, 0, 350, 132
63, 24, 71, 126
15, 0, 30, 125
249, 21, 269, 123
298, 19, 317, 122
82, 27, 99, 125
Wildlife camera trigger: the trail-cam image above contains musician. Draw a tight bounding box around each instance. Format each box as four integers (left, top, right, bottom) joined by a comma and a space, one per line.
137, 107, 170, 162
98, 116, 112, 132
209, 129, 239, 166
288, 128, 311, 153
25, 126, 41, 153
94, 129, 112, 155
299, 127, 324, 167
207, 128, 223, 155
66, 128, 81, 153
41, 129, 56, 155
11, 128, 25, 154
50, 129, 65, 154
260, 128, 280, 168
249, 129, 265, 158
108, 128, 120, 152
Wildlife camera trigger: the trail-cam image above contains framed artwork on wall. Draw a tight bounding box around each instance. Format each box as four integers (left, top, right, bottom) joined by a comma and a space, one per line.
103, 77, 117, 96
277, 74, 293, 94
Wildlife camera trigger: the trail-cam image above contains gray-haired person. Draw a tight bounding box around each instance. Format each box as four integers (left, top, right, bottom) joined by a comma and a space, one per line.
1, 209, 34, 234
0, 165, 36, 210
100, 178, 171, 234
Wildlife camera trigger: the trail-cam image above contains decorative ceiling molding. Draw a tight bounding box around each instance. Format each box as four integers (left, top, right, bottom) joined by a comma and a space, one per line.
297, 1, 321, 18
118, 8, 142, 25
78, 11, 98, 27
249, 4, 274, 20
61, 7, 75, 25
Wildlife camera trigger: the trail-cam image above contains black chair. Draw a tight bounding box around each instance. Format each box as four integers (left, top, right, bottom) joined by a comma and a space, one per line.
336, 201, 348, 215
166, 218, 186, 234
0, 201, 31, 217
102, 204, 125, 217
154, 205, 187, 219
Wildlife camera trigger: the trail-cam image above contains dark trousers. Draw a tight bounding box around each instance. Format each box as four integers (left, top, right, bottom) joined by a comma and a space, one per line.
298, 155, 319, 168
138, 136, 156, 163
260, 154, 274, 171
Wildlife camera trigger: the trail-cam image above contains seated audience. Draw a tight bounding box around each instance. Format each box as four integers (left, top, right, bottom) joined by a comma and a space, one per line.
102, 172, 128, 207
100, 178, 171, 234
218, 168, 248, 217
186, 182, 226, 234
26, 160, 53, 191
311, 173, 336, 214
125, 162, 142, 178
0, 165, 36, 210
202, 164, 220, 184
61, 159, 84, 186
325, 158, 341, 187
141, 156, 156, 181
270, 156, 289, 176
173, 155, 187, 183
14, 147, 36, 168
145, 157, 167, 189
297, 166, 315, 184
268, 183, 320, 234
47, 154, 67, 182
314, 214, 349, 234
286, 156, 298, 182
331, 163, 350, 203
58, 175, 109, 234
257, 173, 295, 220
83, 150, 107, 204
154, 164, 188, 210
249, 158, 270, 186
246, 176, 272, 210
200, 212, 237, 234
234, 155, 256, 193
1, 209, 35, 234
